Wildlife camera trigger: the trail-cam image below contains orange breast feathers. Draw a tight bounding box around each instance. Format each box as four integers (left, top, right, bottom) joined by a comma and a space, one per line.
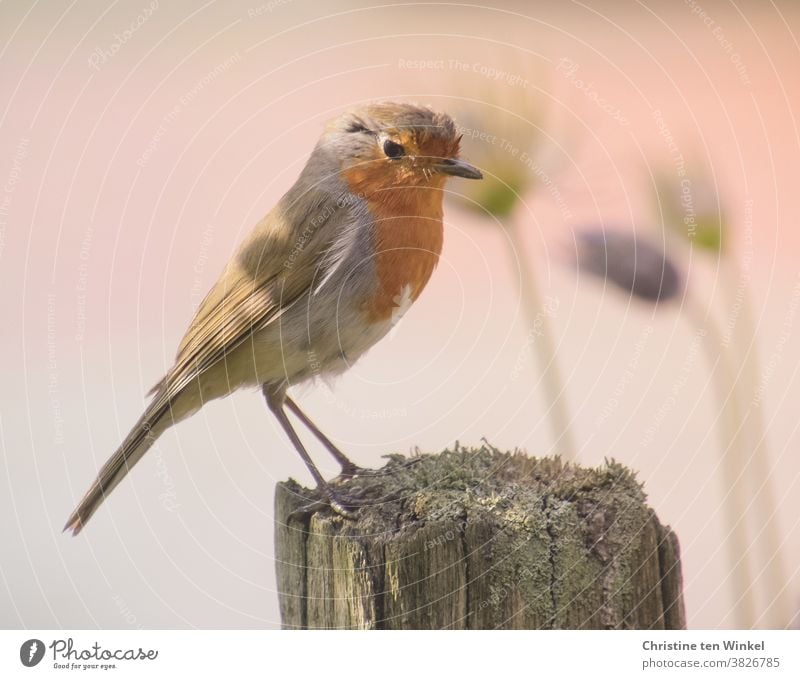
342, 166, 445, 322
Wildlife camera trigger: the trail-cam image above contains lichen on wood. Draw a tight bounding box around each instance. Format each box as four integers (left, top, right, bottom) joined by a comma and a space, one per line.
274, 444, 686, 629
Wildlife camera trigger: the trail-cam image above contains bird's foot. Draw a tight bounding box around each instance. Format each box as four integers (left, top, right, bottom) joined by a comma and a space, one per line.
288, 484, 371, 522
334, 462, 378, 481
335, 456, 421, 481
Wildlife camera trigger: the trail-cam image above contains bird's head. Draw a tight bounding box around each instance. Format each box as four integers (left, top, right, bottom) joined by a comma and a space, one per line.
320, 102, 482, 195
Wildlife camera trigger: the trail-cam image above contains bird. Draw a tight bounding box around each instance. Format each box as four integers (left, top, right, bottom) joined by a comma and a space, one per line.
64, 101, 482, 535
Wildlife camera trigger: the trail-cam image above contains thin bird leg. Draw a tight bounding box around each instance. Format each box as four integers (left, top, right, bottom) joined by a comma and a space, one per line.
283, 395, 366, 477
262, 386, 356, 519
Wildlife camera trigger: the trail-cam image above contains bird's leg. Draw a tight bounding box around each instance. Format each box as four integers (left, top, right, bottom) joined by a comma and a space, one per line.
262, 385, 359, 519
283, 395, 371, 478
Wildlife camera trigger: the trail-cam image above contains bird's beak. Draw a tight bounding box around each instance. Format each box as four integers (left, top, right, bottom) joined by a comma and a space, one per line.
436, 158, 483, 180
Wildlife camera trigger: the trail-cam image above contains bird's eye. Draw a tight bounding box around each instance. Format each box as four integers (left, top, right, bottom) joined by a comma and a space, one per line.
383, 139, 405, 159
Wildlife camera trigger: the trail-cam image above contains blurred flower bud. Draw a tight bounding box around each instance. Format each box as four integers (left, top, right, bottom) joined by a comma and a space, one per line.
655, 170, 725, 252
577, 230, 683, 303
451, 84, 547, 218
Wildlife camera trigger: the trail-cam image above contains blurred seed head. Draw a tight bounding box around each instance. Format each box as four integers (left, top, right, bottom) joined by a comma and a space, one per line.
450, 80, 548, 218
576, 230, 683, 303
655, 169, 725, 252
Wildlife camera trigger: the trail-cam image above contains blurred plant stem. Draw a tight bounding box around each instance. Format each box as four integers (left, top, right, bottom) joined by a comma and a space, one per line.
508, 208, 577, 462
576, 225, 761, 624
449, 92, 577, 461
719, 261, 789, 628
684, 294, 756, 628
658, 169, 788, 627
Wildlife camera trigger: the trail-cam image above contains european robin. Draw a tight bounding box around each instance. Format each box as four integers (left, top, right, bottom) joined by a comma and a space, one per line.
65, 102, 482, 534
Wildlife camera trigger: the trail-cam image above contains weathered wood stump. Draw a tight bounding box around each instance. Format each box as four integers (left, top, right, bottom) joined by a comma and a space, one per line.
275, 445, 685, 629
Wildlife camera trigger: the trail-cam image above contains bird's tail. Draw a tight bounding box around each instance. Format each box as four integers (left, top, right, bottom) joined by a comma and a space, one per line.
64, 398, 174, 536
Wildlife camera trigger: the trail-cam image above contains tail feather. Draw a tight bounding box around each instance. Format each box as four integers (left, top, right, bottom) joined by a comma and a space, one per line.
64, 401, 171, 536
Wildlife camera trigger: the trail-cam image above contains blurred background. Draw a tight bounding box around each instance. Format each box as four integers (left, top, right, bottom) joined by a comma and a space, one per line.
1, 0, 798, 629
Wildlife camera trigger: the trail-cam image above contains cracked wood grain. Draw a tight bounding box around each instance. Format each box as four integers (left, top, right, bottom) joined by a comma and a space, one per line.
274, 446, 686, 630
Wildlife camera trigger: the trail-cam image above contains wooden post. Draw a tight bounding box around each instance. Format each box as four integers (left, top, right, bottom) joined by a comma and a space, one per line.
274, 445, 686, 629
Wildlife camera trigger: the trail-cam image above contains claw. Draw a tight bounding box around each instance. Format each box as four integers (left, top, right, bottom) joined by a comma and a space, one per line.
335, 464, 383, 482
335, 460, 419, 481
287, 485, 367, 522
335, 463, 367, 481
328, 496, 359, 520
288, 499, 330, 522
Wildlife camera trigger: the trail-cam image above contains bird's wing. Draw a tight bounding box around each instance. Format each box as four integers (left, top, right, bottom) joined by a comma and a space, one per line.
149, 186, 365, 405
